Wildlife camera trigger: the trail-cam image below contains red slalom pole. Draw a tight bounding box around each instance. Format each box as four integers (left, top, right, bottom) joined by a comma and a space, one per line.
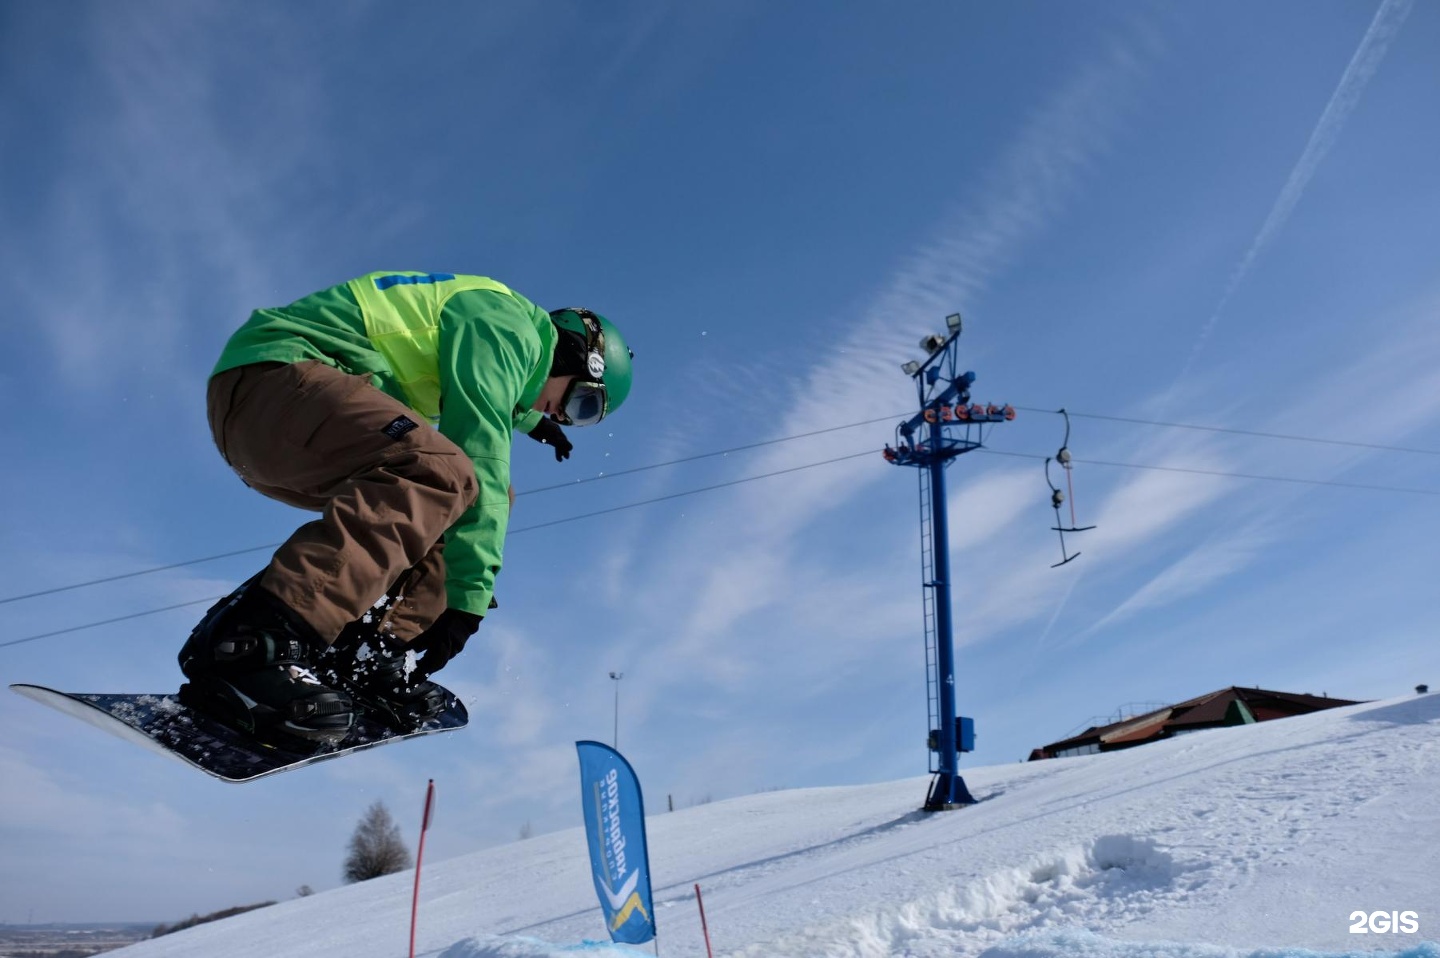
694, 883, 714, 958
410, 779, 436, 958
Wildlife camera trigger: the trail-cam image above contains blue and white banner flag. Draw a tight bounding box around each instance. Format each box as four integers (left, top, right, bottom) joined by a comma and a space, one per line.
576, 740, 656, 945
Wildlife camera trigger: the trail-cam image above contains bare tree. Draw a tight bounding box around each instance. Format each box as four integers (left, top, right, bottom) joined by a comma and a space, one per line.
343, 801, 412, 883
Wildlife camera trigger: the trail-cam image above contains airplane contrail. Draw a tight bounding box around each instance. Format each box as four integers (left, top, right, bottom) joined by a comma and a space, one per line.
1185, 0, 1414, 369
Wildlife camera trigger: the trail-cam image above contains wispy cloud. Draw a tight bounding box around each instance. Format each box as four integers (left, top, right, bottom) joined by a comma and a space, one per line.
0, 744, 187, 843
1264, 286, 1440, 455
1065, 285, 1440, 646
1083, 523, 1276, 637
1183, 0, 1415, 371
590, 4, 762, 102
526, 26, 1168, 736
1083, 453, 1233, 554
1, 6, 360, 401
672, 23, 1159, 582
458, 626, 565, 752
581, 27, 1166, 783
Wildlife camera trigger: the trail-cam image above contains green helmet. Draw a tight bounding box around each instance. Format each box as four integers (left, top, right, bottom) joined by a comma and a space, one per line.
548, 307, 633, 426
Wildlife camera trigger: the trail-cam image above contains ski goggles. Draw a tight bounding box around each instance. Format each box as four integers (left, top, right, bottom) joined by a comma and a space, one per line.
557, 378, 608, 427
555, 308, 609, 426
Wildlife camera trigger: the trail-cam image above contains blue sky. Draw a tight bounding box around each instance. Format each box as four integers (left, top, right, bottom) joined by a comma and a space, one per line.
2, 0, 1437, 924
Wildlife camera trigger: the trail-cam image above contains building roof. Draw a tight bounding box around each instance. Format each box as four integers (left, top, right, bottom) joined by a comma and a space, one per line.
1029, 686, 1363, 760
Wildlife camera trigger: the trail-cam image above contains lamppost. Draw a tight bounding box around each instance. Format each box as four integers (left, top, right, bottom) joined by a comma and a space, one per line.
609, 671, 624, 749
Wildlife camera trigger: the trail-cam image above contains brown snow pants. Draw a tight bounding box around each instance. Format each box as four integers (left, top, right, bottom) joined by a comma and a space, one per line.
206, 361, 478, 644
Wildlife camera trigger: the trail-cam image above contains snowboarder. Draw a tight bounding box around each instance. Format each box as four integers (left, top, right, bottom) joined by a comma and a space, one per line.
177, 272, 633, 746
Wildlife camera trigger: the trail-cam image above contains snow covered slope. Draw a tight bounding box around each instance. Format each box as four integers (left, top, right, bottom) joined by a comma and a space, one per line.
110, 694, 1440, 958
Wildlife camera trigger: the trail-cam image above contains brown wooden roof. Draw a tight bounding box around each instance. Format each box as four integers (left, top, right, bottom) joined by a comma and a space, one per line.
1030, 686, 1363, 760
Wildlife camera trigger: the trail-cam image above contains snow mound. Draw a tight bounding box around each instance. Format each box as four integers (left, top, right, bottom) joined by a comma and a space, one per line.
98, 693, 1440, 958
740, 834, 1197, 957
976, 929, 1440, 958
439, 937, 650, 957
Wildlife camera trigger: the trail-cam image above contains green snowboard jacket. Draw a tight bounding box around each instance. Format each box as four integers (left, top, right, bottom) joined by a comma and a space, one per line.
212, 271, 556, 617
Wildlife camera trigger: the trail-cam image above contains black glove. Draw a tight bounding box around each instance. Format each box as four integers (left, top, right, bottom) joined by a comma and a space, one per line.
527, 417, 573, 461
410, 608, 483, 680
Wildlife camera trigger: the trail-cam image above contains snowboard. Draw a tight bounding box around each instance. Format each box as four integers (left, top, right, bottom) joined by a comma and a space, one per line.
10, 682, 468, 783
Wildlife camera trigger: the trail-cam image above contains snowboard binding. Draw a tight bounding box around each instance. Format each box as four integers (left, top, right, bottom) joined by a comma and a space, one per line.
317, 579, 452, 733
177, 577, 355, 749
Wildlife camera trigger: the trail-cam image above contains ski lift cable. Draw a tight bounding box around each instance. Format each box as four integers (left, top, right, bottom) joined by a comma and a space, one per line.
519, 412, 907, 496
0, 544, 285, 606
0, 449, 881, 649
4, 445, 1436, 651
0, 597, 222, 649
3, 409, 1436, 609
508, 448, 878, 535
0, 415, 910, 607
983, 447, 1440, 496
1014, 407, 1440, 456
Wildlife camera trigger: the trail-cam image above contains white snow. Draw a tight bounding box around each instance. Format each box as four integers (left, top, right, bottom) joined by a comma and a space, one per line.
108, 694, 1438, 958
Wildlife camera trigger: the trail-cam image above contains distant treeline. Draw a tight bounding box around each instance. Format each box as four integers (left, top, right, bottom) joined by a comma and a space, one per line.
150, 901, 275, 938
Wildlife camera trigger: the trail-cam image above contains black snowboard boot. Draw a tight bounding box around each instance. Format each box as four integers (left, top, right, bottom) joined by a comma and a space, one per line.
178, 578, 354, 747
318, 621, 447, 731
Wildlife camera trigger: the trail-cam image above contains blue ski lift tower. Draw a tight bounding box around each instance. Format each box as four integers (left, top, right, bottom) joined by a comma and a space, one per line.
883, 313, 1015, 811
